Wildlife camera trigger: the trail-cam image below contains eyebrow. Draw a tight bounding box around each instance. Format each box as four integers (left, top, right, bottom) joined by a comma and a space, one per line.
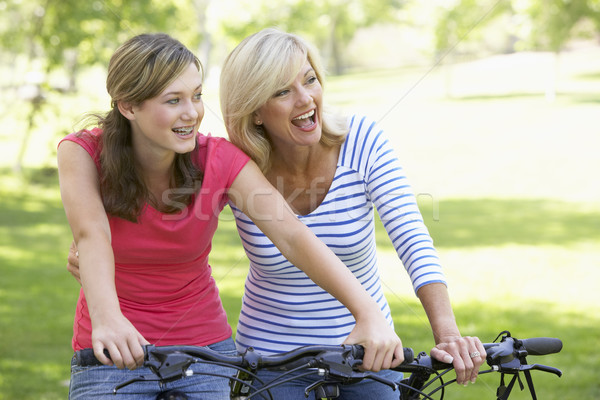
162, 84, 203, 97
303, 67, 315, 77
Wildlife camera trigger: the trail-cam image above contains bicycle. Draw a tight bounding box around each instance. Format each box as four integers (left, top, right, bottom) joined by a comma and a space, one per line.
106, 330, 562, 399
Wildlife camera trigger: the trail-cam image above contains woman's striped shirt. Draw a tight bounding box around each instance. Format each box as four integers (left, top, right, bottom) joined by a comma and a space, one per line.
230, 114, 446, 355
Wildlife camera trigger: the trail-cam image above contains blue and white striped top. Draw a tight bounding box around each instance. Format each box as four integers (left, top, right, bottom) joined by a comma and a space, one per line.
230, 115, 446, 355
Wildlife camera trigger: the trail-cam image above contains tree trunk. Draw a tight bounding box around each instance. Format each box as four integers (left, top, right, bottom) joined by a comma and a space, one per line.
193, 0, 212, 73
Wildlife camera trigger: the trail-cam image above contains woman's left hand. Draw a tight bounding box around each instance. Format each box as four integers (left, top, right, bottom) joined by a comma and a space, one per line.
430, 335, 486, 385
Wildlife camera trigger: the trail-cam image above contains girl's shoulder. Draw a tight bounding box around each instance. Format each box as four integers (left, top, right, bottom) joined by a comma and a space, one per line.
196, 132, 245, 157
194, 132, 250, 172
59, 128, 103, 164
62, 127, 102, 144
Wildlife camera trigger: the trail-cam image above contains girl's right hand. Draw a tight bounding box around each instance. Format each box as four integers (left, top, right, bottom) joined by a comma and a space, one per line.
66, 241, 81, 285
91, 312, 149, 370
343, 312, 404, 372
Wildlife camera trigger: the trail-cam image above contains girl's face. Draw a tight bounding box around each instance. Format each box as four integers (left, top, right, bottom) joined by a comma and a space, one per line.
127, 63, 204, 160
255, 60, 323, 151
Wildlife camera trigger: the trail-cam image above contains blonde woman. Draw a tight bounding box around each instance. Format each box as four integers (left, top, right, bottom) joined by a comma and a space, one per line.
219, 28, 486, 398
59, 33, 403, 399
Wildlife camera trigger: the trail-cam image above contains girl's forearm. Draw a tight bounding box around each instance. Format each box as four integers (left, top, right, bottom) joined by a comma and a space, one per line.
282, 225, 381, 320
230, 162, 383, 320
77, 235, 121, 322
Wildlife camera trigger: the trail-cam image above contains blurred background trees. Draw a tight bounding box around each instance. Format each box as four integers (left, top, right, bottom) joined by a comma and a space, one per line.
2, 3, 599, 398
1, 0, 599, 171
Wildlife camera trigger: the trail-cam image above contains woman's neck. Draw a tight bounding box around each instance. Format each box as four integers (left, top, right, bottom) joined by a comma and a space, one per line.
267, 142, 340, 215
269, 142, 324, 176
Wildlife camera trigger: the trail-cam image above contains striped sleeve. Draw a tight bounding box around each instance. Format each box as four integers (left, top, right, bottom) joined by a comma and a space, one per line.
351, 115, 446, 292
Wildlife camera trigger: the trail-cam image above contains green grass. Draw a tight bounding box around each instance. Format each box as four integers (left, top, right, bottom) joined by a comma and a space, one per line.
0, 169, 78, 399
2, 47, 600, 398
1, 168, 598, 399
385, 296, 600, 399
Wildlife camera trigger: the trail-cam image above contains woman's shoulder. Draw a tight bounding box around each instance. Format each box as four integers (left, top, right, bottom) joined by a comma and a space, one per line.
338, 114, 392, 172
342, 114, 387, 150
347, 114, 381, 138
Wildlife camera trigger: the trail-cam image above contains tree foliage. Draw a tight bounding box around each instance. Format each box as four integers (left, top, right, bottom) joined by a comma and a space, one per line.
434, 0, 600, 57
434, 0, 513, 57
217, 0, 406, 74
0, 0, 204, 88
521, 0, 600, 51
0, 0, 202, 171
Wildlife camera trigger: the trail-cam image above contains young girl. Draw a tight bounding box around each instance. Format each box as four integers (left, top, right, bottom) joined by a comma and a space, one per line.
58, 33, 403, 399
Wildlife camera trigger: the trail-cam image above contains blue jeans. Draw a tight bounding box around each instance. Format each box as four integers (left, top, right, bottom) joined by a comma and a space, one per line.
69, 338, 237, 400
251, 368, 403, 400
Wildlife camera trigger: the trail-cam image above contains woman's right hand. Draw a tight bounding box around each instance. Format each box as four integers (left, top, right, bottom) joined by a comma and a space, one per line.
91, 311, 149, 370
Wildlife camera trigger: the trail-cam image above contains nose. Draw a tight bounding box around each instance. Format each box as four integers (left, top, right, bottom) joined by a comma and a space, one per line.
295, 86, 312, 107
182, 99, 202, 121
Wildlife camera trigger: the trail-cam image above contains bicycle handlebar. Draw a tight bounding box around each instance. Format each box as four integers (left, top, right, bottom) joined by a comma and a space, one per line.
113, 331, 562, 399
514, 337, 563, 356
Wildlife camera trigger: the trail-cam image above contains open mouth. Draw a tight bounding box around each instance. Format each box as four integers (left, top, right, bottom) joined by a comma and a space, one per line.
172, 126, 195, 136
291, 110, 316, 128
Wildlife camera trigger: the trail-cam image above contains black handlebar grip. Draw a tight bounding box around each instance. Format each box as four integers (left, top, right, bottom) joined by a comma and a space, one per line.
521, 337, 563, 356
74, 348, 112, 366
352, 345, 414, 364
402, 347, 414, 364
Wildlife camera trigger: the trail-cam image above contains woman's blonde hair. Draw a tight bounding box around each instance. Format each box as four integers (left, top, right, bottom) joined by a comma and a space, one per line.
220, 28, 348, 172
88, 33, 203, 221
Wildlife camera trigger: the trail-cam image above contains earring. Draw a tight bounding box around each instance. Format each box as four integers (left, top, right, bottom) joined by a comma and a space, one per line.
255, 120, 262, 125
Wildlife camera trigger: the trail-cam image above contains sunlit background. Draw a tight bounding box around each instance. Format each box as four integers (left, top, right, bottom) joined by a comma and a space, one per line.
1, 0, 599, 398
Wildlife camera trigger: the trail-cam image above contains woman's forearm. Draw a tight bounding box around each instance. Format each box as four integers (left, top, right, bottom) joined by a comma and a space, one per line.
417, 282, 461, 343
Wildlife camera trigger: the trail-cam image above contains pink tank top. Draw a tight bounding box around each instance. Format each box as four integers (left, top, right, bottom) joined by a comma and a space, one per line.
61, 128, 249, 350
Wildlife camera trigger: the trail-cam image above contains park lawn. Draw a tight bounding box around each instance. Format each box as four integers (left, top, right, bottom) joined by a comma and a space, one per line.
2, 47, 599, 398
1, 169, 599, 399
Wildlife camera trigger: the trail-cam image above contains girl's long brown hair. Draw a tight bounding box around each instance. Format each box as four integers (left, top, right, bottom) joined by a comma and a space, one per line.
90, 33, 204, 222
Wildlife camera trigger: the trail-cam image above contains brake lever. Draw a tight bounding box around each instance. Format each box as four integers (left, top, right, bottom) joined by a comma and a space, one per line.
114, 348, 196, 393
520, 363, 563, 377
145, 350, 196, 382
308, 345, 398, 391
492, 358, 563, 378
311, 345, 362, 377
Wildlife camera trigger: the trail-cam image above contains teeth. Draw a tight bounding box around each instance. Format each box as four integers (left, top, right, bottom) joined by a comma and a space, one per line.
173, 127, 193, 135
293, 110, 315, 120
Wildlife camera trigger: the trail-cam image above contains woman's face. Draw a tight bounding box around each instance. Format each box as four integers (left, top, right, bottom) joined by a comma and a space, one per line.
255, 60, 323, 150
127, 62, 204, 158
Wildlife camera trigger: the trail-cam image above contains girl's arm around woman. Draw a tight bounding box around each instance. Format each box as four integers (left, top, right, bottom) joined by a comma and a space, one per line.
228, 160, 403, 372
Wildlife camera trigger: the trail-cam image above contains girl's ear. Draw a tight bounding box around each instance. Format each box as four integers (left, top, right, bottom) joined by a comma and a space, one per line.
117, 101, 136, 121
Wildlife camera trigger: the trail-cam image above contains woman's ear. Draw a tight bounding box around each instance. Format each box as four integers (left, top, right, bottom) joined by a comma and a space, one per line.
253, 112, 263, 126
116, 101, 136, 121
